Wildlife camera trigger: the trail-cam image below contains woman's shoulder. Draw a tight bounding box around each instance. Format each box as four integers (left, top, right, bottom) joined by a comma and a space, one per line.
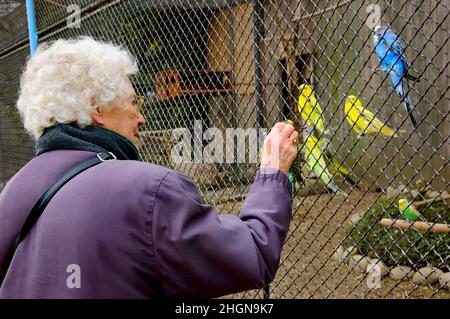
105, 159, 173, 178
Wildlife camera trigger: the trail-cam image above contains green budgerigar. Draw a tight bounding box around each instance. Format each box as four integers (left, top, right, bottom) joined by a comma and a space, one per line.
304, 134, 346, 196
284, 120, 304, 195
398, 198, 421, 222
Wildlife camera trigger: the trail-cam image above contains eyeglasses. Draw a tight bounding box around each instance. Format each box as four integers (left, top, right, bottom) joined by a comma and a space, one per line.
131, 95, 146, 113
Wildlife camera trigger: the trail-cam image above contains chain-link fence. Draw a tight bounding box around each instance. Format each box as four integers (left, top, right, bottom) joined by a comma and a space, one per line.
0, 0, 449, 299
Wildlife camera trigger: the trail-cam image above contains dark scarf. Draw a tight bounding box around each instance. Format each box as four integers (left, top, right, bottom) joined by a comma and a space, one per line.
35, 123, 140, 161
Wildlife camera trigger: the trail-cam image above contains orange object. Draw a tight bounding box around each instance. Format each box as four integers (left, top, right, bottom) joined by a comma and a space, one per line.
154, 70, 232, 100
155, 71, 181, 100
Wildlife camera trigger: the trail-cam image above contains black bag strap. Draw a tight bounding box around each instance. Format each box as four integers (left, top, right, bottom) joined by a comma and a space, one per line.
0, 151, 116, 286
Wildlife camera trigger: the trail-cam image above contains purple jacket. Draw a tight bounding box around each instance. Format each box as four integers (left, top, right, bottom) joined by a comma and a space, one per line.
0, 150, 292, 298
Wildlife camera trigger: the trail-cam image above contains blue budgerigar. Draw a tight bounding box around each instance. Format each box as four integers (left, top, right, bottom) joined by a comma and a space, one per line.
372, 25, 419, 128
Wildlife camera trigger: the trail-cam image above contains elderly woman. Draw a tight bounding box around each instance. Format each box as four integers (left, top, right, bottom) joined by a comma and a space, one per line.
0, 37, 298, 298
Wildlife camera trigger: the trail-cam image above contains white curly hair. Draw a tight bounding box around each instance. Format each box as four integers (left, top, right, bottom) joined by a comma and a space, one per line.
16, 37, 138, 139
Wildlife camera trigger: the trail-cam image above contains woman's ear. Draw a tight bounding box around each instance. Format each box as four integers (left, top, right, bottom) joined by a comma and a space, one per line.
89, 96, 105, 126
90, 106, 105, 126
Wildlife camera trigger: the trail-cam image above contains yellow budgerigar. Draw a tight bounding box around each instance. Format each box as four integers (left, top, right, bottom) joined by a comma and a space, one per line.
344, 95, 402, 138
298, 84, 329, 135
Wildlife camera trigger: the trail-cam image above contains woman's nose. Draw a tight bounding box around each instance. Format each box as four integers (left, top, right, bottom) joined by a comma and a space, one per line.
138, 112, 145, 127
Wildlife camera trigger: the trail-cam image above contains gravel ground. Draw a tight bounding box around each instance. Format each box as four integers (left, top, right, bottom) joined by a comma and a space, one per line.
212, 188, 450, 299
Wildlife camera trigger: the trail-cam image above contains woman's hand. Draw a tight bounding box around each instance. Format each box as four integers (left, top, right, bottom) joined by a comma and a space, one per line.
260, 122, 299, 175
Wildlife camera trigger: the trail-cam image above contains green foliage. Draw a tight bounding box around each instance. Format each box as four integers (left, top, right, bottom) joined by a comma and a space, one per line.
344, 195, 450, 272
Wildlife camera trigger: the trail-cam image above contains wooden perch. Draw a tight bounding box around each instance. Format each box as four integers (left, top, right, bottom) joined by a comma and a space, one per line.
413, 194, 450, 208
293, 0, 355, 21
381, 218, 450, 234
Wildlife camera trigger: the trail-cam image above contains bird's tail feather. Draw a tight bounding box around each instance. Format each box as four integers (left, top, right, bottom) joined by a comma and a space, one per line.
403, 95, 418, 128
326, 179, 347, 196
399, 80, 418, 128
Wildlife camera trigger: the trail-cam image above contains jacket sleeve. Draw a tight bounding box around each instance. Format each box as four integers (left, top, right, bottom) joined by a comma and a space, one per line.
151, 168, 292, 297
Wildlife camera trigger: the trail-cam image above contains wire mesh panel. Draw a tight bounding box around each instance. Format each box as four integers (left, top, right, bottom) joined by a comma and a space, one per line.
0, 0, 448, 298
